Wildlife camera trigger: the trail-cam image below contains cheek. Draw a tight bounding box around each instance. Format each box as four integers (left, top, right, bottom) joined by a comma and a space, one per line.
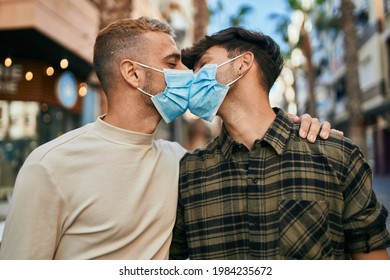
145, 74, 166, 94
216, 66, 236, 85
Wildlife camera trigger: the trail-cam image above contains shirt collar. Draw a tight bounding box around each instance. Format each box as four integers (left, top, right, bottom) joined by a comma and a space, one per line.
262, 108, 293, 155
93, 115, 155, 145
218, 108, 293, 160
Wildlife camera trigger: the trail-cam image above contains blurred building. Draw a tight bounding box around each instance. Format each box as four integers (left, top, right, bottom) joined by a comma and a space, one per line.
310, 0, 390, 176
0, 0, 100, 195
0, 0, 203, 198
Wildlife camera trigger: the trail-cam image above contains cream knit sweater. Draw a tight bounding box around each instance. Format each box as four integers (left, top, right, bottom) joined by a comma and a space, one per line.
0, 117, 186, 259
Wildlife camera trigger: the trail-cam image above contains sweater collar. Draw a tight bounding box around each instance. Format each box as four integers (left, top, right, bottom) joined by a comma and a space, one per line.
92, 116, 155, 145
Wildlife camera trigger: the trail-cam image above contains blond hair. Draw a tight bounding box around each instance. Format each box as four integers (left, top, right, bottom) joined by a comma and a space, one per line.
93, 17, 173, 94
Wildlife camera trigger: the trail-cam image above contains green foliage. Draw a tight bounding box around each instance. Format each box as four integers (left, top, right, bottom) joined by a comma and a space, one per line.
315, 10, 340, 31
270, 0, 341, 49
229, 5, 254, 26
208, 1, 253, 27
208, 0, 224, 23
288, 0, 327, 12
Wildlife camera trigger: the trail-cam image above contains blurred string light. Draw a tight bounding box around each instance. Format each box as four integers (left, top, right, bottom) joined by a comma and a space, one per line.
60, 59, 69, 69
25, 71, 33, 81
269, 79, 284, 106
281, 67, 294, 86
304, 18, 313, 33
301, 0, 315, 11
285, 86, 296, 103
78, 83, 88, 97
291, 48, 306, 68
46, 67, 54, 76
4, 57, 12, 67
288, 103, 298, 115
270, 64, 298, 115
288, 10, 304, 46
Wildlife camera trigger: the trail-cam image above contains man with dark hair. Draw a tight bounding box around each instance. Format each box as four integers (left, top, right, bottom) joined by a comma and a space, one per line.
170, 27, 390, 260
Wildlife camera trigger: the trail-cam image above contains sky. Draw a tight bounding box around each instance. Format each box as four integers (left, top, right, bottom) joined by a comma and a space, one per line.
207, 0, 290, 52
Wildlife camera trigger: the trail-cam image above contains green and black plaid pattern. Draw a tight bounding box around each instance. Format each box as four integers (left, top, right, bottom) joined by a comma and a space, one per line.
170, 109, 390, 260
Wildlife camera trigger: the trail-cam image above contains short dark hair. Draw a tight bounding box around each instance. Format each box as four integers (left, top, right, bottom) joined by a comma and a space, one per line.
93, 17, 173, 94
182, 27, 284, 92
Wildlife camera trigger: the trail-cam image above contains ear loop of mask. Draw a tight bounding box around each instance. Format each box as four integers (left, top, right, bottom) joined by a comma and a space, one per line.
134, 61, 164, 73
137, 87, 153, 97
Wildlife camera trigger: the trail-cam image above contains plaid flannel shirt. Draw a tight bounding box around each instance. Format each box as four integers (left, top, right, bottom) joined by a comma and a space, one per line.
170, 108, 390, 260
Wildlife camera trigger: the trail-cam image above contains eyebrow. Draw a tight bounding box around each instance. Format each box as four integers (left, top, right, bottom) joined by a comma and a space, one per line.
163, 53, 181, 61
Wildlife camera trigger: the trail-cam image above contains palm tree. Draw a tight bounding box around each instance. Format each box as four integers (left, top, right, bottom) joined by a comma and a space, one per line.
272, 0, 366, 154
340, 0, 366, 155
270, 0, 324, 116
89, 0, 133, 29
208, 0, 253, 28
229, 5, 253, 27
193, 0, 208, 43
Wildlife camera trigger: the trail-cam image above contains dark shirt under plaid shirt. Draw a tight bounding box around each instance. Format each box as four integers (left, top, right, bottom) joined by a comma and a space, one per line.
170, 108, 390, 260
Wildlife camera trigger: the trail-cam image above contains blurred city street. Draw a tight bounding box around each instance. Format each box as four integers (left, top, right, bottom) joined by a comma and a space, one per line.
373, 176, 390, 255
374, 176, 390, 213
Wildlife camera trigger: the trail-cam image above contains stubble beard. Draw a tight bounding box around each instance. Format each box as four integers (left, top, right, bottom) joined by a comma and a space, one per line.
142, 70, 166, 118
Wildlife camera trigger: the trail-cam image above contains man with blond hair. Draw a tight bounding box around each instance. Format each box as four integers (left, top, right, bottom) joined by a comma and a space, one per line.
0, 17, 333, 260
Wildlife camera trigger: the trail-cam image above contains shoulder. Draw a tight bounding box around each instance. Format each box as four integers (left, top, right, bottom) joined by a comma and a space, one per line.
292, 122, 355, 149
25, 124, 92, 164
290, 122, 363, 166
154, 139, 187, 159
180, 137, 220, 165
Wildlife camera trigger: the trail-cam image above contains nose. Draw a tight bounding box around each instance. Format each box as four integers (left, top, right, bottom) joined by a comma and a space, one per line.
177, 61, 189, 70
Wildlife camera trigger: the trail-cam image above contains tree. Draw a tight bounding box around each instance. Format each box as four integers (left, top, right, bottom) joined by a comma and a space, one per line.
229, 5, 253, 27
271, 0, 342, 117
208, 0, 253, 28
193, 0, 208, 43
270, 0, 321, 116
89, 0, 133, 29
340, 0, 366, 155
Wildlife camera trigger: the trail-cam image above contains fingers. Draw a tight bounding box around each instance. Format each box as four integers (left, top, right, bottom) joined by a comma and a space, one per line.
299, 114, 319, 142
297, 114, 342, 142
319, 121, 331, 140
306, 117, 322, 143
331, 128, 344, 136
288, 113, 301, 123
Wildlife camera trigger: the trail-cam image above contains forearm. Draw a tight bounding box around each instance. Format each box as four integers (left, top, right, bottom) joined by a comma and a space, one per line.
351, 249, 389, 260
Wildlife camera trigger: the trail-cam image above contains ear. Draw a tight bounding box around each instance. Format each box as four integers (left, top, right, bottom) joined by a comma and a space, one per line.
238, 52, 254, 75
119, 59, 141, 88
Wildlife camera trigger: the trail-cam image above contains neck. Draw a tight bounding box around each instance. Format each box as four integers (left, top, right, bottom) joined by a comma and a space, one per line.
219, 89, 276, 150
103, 92, 161, 134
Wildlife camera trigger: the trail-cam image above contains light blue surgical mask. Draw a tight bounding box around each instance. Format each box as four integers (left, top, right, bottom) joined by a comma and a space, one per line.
189, 54, 243, 122
136, 62, 193, 123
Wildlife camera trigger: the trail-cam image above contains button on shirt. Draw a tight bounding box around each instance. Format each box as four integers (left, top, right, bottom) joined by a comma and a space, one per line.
170, 108, 390, 260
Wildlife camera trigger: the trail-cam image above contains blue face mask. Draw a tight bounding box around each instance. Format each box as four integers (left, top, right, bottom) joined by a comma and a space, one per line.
188, 54, 243, 122
136, 62, 193, 123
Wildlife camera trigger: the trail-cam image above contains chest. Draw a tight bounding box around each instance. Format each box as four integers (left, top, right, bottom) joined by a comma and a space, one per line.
181, 150, 344, 214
